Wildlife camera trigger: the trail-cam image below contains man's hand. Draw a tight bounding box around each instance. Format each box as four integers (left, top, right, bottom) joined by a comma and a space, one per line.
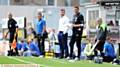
14, 28, 18, 39
66, 24, 73, 28
4, 31, 8, 38
78, 28, 81, 31
13, 49, 16, 53
94, 36, 97, 43
72, 24, 84, 27
4, 34, 7, 38
14, 33, 16, 39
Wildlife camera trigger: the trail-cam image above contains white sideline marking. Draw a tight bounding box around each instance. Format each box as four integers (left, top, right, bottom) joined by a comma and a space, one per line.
51, 59, 67, 64
31, 57, 68, 64
7, 56, 51, 67
48, 58, 68, 64
8, 56, 33, 64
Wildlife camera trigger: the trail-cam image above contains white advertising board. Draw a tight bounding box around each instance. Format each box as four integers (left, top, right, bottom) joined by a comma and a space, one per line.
1, 17, 25, 28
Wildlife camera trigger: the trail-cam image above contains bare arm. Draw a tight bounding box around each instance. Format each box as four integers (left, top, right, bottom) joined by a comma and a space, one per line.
14, 28, 18, 38
72, 24, 84, 27
4, 30, 9, 38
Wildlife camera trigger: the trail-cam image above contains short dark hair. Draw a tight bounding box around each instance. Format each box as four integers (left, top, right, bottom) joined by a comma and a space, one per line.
74, 5, 79, 9
38, 12, 42, 16
106, 36, 112, 41
60, 8, 65, 12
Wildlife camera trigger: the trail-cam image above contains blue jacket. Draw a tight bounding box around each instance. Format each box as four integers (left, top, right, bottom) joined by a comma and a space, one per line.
17, 42, 27, 51
29, 42, 40, 55
18, 42, 40, 55
103, 41, 115, 58
17, 43, 22, 50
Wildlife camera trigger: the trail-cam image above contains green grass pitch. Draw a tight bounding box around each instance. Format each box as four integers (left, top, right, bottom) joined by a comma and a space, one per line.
0, 56, 119, 67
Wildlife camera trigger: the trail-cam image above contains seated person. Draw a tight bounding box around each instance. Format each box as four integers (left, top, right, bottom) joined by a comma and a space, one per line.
48, 28, 60, 58
112, 39, 119, 57
103, 37, 116, 62
23, 39, 40, 57
17, 39, 28, 56
84, 38, 94, 60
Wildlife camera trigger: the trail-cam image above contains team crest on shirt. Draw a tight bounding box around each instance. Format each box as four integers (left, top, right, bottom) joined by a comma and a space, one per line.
9, 24, 11, 28
75, 17, 77, 22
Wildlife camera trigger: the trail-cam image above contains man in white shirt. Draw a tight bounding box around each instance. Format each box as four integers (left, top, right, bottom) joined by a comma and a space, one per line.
58, 8, 70, 58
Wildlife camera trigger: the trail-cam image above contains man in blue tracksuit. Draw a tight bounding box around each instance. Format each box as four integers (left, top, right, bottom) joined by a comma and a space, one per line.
34, 12, 46, 56
103, 37, 115, 62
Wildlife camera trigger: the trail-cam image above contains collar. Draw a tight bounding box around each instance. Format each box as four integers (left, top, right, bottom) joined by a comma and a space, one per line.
61, 15, 65, 18
75, 12, 80, 16
38, 18, 42, 22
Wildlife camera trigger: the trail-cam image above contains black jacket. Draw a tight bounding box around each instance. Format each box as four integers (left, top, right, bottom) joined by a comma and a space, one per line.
8, 18, 18, 33
72, 12, 84, 33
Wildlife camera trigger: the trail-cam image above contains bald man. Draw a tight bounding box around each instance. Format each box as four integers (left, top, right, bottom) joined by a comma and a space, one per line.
5, 13, 18, 56
95, 18, 107, 56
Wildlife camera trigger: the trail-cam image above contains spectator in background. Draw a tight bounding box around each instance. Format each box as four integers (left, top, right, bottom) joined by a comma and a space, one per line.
17, 39, 27, 56
103, 37, 115, 62
112, 39, 119, 57
48, 29, 56, 50
34, 12, 46, 57
58, 8, 70, 59
48, 29, 56, 41
84, 38, 94, 60
30, 27, 36, 38
48, 29, 60, 58
23, 39, 40, 57
107, 20, 114, 26
115, 20, 119, 26
5, 13, 18, 56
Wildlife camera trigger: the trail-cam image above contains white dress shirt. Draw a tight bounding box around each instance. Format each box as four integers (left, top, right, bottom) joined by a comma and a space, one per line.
58, 15, 70, 34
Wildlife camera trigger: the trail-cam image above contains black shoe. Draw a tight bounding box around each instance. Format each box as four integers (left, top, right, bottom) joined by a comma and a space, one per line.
59, 56, 64, 59
65, 55, 69, 58
7, 50, 13, 56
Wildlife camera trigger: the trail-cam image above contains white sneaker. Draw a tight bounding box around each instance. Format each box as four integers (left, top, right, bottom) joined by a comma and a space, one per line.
66, 57, 70, 60
74, 57, 79, 61
39, 55, 43, 58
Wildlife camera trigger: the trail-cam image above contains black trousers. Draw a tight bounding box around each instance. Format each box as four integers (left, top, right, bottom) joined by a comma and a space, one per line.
87, 55, 94, 60
69, 31, 83, 58
9, 32, 18, 43
119, 43, 120, 56
8, 32, 18, 56
95, 40, 105, 56
37, 34, 45, 56
103, 56, 114, 62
